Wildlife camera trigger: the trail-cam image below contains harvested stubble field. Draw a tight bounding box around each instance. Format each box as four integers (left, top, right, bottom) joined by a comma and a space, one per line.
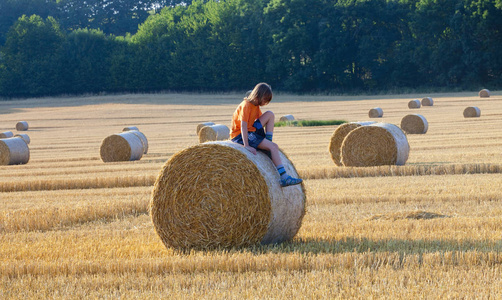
1, 91, 502, 299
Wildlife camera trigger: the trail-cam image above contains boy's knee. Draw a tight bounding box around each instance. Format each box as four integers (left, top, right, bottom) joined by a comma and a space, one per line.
264, 111, 275, 120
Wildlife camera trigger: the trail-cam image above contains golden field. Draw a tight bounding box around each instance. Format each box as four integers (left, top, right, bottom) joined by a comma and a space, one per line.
1, 91, 502, 299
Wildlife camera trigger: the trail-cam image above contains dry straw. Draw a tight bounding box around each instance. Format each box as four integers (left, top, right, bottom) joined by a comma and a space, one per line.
279, 114, 295, 122
464, 106, 481, 118
198, 124, 230, 143
479, 89, 490, 98
129, 130, 148, 154
100, 131, 144, 162
400, 114, 428, 134
329, 121, 375, 166
421, 97, 434, 106
0, 137, 30, 165
408, 99, 421, 109
0, 131, 14, 138
150, 141, 306, 250
14, 134, 30, 144
196, 122, 215, 135
368, 107, 383, 118
341, 122, 409, 167
16, 121, 29, 131
122, 126, 139, 132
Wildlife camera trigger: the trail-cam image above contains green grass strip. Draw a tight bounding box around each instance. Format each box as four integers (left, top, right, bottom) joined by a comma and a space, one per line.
274, 120, 346, 127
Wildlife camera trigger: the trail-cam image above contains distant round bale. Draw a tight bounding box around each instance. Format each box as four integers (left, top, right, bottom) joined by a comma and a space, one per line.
341, 123, 409, 167
329, 121, 376, 166
122, 126, 139, 132
245, 90, 252, 98
279, 114, 295, 122
368, 107, 383, 118
150, 141, 306, 250
100, 131, 144, 162
196, 122, 215, 135
129, 130, 148, 154
421, 97, 434, 106
198, 124, 230, 143
400, 114, 428, 134
0, 131, 14, 139
14, 134, 31, 144
463, 106, 481, 118
0, 137, 30, 165
479, 89, 490, 98
16, 121, 29, 131
408, 99, 421, 109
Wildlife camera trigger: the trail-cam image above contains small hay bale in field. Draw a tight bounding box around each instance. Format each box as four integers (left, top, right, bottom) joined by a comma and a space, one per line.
341, 122, 409, 167
150, 141, 306, 250
198, 124, 230, 143
479, 89, 490, 98
400, 114, 428, 134
0, 131, 14, 139
129, 130, 148, 154
279, 114, 295, 122
16, 121, 29, 131
368, 107, 383, 118
463, 106, 481, 118
122, 126, 139, 132
368, 210, 448, 221
408, 99, 421, 109
196, 122, 215, 135
245, 90, 252, 98
421, 97, 434, 106
329, 121, 376, 166
14, 134, 30, 144
100, 131, 144, 162
0, 137, 30, 165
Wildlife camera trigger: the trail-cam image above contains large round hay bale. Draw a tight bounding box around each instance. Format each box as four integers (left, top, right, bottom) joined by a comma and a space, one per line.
16, 121, 29, 131
129, 130, 148, 154
0, 131, 14, 139
341, 123, 409, 167
329, 121, 376, 166
421, 97, 434, 106
368, 107, 383, 118
400, 114, 428, 134
0, 137, 30, 165
14, 134, 30, 144
150, 141, 306, 250
196, 122, 215, 135
408, 99, 421, 109
198, 124, 230, 143
479, 89, 490, 98
100, 132, 144, 162
122, 126, 139, 132
279, 114, 295, 122
463, 106, 481, 118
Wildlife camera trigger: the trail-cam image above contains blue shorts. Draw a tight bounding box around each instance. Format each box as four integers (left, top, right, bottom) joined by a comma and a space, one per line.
232, 120, 266, 149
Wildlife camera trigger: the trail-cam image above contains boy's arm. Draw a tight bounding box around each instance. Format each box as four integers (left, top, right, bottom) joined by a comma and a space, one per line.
241, 120, 257, 155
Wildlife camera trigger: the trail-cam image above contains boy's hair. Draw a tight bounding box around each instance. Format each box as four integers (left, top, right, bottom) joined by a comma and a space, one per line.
246, 83, 272, 106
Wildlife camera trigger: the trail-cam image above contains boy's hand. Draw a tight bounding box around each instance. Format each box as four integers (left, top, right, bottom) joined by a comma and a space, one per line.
244, 145, 257, 155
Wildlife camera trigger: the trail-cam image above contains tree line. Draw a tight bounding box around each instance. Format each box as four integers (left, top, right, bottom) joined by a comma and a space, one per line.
0, 0, 501, 98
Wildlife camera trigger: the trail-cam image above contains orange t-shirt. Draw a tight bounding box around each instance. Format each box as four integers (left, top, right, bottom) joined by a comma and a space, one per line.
230, 100, 262, 139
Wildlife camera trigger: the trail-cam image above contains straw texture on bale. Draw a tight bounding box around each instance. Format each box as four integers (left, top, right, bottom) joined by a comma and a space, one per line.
100, 131, 144, 162
408, 99, 421, 109
479, 89, 490, 98
196, 122, 215, 135
198, 124, 230, 143
122, 126, 139, 132
341, 123, 409, 167
129, 130, 148, 154
421, 97, 434, 106
368, 107, 383, 118
0, 131, 14, 139
329, 121, 376, 166
150, 141, 306, 250
279, 114, 295, 122
0, 137, 30, 165
400, 114, 428, 134
16, 121, 29, 131
14, 134, 30, 144
463, 106, 481, 118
